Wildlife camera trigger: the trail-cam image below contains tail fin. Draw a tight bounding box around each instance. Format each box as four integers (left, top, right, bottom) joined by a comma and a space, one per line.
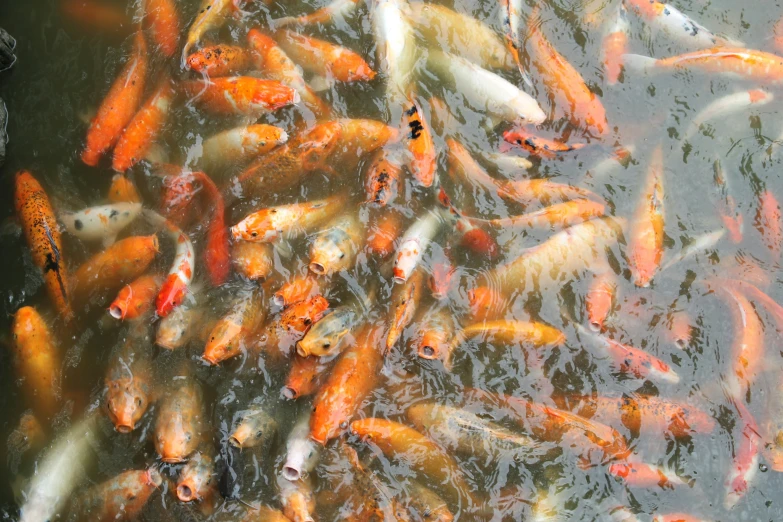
621, 53, 658, 73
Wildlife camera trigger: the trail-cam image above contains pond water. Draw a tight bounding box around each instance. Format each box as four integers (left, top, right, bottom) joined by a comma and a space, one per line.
2, 0, 783, 520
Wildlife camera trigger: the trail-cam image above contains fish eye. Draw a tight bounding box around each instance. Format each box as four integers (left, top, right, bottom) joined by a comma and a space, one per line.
136, 398, 143, 406
322, 342, 331, 349
251, 232, 258, 237
127, 494, 136, 501
256, 430, 263, 438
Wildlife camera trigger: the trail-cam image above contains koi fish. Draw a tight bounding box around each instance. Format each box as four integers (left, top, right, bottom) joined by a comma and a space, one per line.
586, 271, 616, 331
310, 324, 383, 444
181, 76, 299, 115
623, 47, 783, 84
576, 324, 680, 384
408, 1, 514, 70
393, 210, 445, 283
367, 211, 402, 258
309, 213, 363, 275
372, 0, 418, 108
278, 473, 315, 522
109, 274, 161, 320
112, 75, 176, 172
284, 354, 334, 399
755, 190, 782, 262
403, 98, 436, 187
467, 286, 506, 322
627, 145, 665, 287
275, 0, 360, 27
760, 377, 783, 472
386, 269, 425, 354
498, 0, 525, 70
246, 29, 333, 119
683, 90, 773, 144
278, 295, 329, 339
660, 228, 725, 272
74, 468, 162, 522
273, 29, 375, 84
14, 171, 72, 320
712, 159, 744, 243
143, 210, 195, 317
82, 31, 147, 166
159, 167, 200, 228
229, 406, 278, 448
12, 307, 61, 420
61, 0, 132, 39
725, 400, 760, 509
652, 514, 710, 522
350, 417, 476, 508
664, 310, 693, 349
503, 128, 587, 158
274, 274, 321, 308
156, 297, 202, 349
429, 256, 456, 300
232, 196, 346, 243
108, 174, 141, 203
297, 289, 372, 357
203, 286, 265, 365
365, 149, 402, 206
428, 50, 546, 126
609, 462, 686, 488
232, 241, 274, 281
154, 366, 205, 463
526, 7, 608, 136
61, 202, 142, 246
623, 0, 743, 49
144, 0, 180, 57
71, 235, 160, 307
177, 451, 215, 502
200, 124, 288, 172
412, 307, 456, 362
406, 481, 454, 522
104, 326, 154, 433
6, 412, 45, 458
283, 412, 320, 480
187, 171, 230, 286
186, 44, 255, 76
182, 0, 235, 63
602, 5, 629, 85
468, 200, 606, 231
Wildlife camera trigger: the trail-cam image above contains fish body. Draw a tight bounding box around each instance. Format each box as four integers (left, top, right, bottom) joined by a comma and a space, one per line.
186, 44, 255, 76
105, 328, 154, 433
143, 210, 195, 317
182, 0, 235, 61
503, 129, 587, 158
187, 171, 230, 286
203, 287, 265, 364
412, 307, 455, 362
428, 50, 546, 125
365, 149, 402, 206
76, 468, 162, 521
393, 210, 445, 282
278, 474, 315, 522
467, 286, 505, 322
232, 196, 346, 243
160, 168, 200, 228
310, 325, 383, 444
12, 307, 61, 420
109, 274, 161, 321
232, 242, 274, 281
367, 211, 402, 258
586, 271, 616, 331
406, 481, 454, 522
386, 269, 425, 353
176, 451, 215, 502
756, 190, 782, 262
760, 378, 783, 471
298, 292, 371, 357
372, 0, 418, 107
725, 401, 760, 509
684, 90, 773, 143
274, 29, 375, 83
609, 462, 685, 488
309, 213, 363, 275
155, 371, 205, 463
144, 0, 180, 57
112, 74, 176, 172
712, 160, 744, 243
229, 406, 278, 448
108, 174, 141, 203
62, 202, 142, 246
182, 76, 299, 115
403, 98, 436, 187
14, 171, 72, 320
283, 412, 320, 480
200, 124, 288, 172
627, 146, 665, 287
602, 6, 629, 85
82, 31, 147, 166
470, 200, 606, 231
275, 0, 359, 27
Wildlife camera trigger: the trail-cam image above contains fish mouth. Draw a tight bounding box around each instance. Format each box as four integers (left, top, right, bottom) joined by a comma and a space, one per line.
115, 423, 133, 434
281, 465, 301, 481
282, 386, 297, 400
176, 483, 195, 502
295, 343, 308, 357
588, 321, 602, 332
273, 293, 286, 307
202, 354, 218, 365
418, 344, 438, 359
162, 456, 185, 464
309, 262, 326, 275
108, 305, 125, 319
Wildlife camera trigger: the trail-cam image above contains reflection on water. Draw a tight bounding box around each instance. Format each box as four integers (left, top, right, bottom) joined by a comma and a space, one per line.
2, 0, 783, 520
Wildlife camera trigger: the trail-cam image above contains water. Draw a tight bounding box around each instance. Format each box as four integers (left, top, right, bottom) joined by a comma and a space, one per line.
3, 0, 783, 519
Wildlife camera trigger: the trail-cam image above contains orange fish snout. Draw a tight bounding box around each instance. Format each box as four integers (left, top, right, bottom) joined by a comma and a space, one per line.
106, 380, 149, 433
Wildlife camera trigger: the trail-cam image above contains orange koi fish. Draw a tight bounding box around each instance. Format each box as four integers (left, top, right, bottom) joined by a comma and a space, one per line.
182, 0, 235, 61
367, 211, 402, 258
203, 287, 265, 365
609, 462, 685, 488
82, 31, 148, 166
602, 6, 629, 85
176, 451, 215, 502
365, 149, 402, 206
188, 171, 230, 286
108, 174, 141, 203
71, 235, 159, 307
232, 196, 346, 243
586, 271, 616, 331
467, 286, 505, 322
186, 44, 255, 76
201, 124, 288, 172
75, 468, 162, 521
713, 159, 744, 243
527, 7, 608, 136
428, 256, 455, 300
112, 74, 176, 172
232, 241, 273, 281
627, 145, 665, 287
274, 274, 321, 308
105, 326, 154, 432
503, 128, 587, 158
279, 295, 329, 339
144, 0, 180, 57
437, 188, 500, 260
11, 307, 61, 420
14, 171, 72, 320
403, 98, 436, 187
350, 417, 475, 508
284, 354, 333, 399
159, 166, 200, 228
755, 190, 782, 262
310, 325, 383, 444
412, 307, 455, 362
181, 76, 299, 115
386, 269, 425, 354
275, 0, 359, 27
468, 200, 606, 231
155, 366, 205, 463
109, 274, 161, 320
278, 473, 315, 522
664, 310, 693, 349
246, 29, 333, 119
309, 213, 364, 276
653, 514, 709, 522
273, 29, 375, 83
229, 406, 277, 449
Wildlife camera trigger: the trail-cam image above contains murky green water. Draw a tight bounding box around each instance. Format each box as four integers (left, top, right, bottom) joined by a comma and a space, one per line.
3, 0, 783, 520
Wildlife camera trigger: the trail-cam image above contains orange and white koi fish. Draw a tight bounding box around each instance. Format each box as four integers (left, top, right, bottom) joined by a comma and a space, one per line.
365, 149, 402, 206
12, 307, 61, 420
602, 5, 629, 85
498, 0, 524, 69
623, 0, 743, 49
112, 75, 175, 172
468, 200, 606, 231
393, 210, 445, 283
71, 235, 160, 307
176, 451, 216, 502
144, 0, 180, 57
683, 90, 773, 143
105, 327, 154, 432
624, 47, 783, 84
278, 295, 329, 339
155, 366, 205, 463
403, 98, 436, 187
75, 468, 162, 521
310, 325, 384, 444
527, 8, 608, 136
14, 171, 72, 320
232, 196, 346, 243
275, 0, 359, 27
725, 400, 760, 510
428, 50, 546, 126
755, 190, 782, 262
711, 160, 744, 243
246, 29, 332, 119
202, 287, 265, 365
232, 240, 273, 282
309, 213, 363, 275
182, 76, 299, 115
586, 271, 616, 331
284, 353, 334, 399
627, 145, 665, 287
82, 31, 147, 166
724, 278, 783, 330
350, 417, 476, 508
273, 29, 375, 84
108, 174, 141, 203
200, 124, 288, 172
409, 1, 514, 70
182, 0, 235, 63
609, 461, 686, 488
283, 412, 320, 480
503, 128, 587, 158
577, 323, 680, 384
186, 44, 255, 76
109, 274, 161, 320
62, 202, 142, 246
372, 0, 418, 108
274, 274, 321, 308
142, 210, 195, 317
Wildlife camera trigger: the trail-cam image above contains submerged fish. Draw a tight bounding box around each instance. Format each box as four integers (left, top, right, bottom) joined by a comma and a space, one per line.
12, 307, 61, 420
74, 468, 162, 521
61, 202, 142, 246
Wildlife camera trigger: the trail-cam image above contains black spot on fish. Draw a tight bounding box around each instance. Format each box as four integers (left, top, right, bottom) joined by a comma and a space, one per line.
405, 105, 417, 117
109, 209, 119, 219
74, 219, 83, 230
408, 119, 424, 140
42, 219, 68, 301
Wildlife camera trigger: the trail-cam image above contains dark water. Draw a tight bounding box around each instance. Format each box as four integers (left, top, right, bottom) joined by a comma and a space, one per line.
2, 0, 783, 520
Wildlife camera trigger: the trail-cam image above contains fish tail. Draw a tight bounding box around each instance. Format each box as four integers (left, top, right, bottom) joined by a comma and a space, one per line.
622, 53, 658, 73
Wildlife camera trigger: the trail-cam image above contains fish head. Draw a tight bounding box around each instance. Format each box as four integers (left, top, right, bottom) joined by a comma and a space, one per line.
156, 309, 193, 349
106, 377, 150, 433
762, 428, 783, 472
161, 173, 198, 226
229, 409, 277, 449
298, 121, 342, 171
309, 231, 352, 275
176, 453, 214, 502
231, 210, 280, 242
156, 274, 188, 317
112, 469, 163, 517
281, 296, 329, 337
297, 310, 352, 357
155, 415, 197, 463
203, 319, 243, 365
415, 324, 452, 363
